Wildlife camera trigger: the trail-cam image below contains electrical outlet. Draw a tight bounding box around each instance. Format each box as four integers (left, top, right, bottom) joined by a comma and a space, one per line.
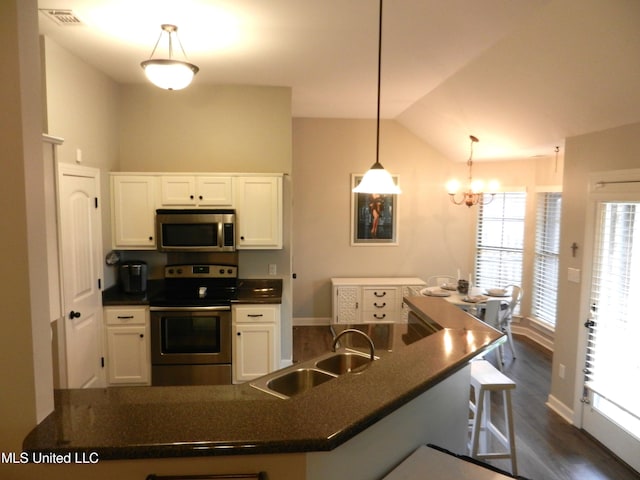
559, 364, 566, 379
268, 264, 277, 275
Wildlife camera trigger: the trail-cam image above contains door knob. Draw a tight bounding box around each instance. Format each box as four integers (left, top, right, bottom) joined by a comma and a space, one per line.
69, 310, 81, 319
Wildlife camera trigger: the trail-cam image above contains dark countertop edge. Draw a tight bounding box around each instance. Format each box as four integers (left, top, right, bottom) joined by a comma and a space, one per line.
24, 296, 502, 461
102, 278, 283, 306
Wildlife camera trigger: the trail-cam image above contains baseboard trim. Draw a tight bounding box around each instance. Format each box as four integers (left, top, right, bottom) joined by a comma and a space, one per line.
511, 324, 554, 353
546, 394, 575, 424
293, 317, 331, 326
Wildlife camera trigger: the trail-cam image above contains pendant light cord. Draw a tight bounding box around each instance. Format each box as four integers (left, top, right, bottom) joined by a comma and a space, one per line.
375, 0, 383, 167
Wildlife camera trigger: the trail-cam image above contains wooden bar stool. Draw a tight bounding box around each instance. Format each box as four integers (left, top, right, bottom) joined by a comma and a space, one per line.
468, 360, 518, 476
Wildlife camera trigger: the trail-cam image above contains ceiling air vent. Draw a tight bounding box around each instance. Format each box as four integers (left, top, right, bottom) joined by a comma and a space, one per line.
39, 9, 83, 26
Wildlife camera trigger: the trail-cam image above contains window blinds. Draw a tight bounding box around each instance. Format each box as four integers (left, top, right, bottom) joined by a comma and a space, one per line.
586, 201, 640, 425
532, 192, 562, 325
474, 193, 526, 301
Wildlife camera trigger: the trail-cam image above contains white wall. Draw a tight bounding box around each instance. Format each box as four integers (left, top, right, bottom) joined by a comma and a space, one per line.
550, 121, 640, 419
0, 2, 54, 477
292, 118, 473, 320
291, 118, 563, 322
42, 36, 121, 287
118, 84, 292, 173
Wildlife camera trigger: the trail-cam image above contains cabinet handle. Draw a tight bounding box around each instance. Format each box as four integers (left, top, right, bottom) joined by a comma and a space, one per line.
247, 314, 264, 318
199, 195, 203, 200
240, 236, 245, 240
190, 195, 194, 199
149, 236, 153, 241
117, 315, 134, 319
374, 291, 386, 297
374, 302, 386, 308
139, 334, 144, 338
374, 313, 386, 319
237, 332, 241, 336
69, 310, 81, 319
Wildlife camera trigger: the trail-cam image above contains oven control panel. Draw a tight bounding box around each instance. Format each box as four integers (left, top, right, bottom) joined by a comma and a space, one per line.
164, 264, 238, 279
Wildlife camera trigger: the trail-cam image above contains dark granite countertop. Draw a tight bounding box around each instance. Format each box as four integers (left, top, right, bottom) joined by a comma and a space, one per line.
23, 295, 502, 461
102, 278, 283, 306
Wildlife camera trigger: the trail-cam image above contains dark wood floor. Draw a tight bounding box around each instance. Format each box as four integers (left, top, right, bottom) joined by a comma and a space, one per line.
292, 326, 640, 480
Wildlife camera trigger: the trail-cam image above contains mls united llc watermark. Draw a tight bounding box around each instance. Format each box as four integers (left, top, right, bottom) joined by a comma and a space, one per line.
2, 451, 99, 464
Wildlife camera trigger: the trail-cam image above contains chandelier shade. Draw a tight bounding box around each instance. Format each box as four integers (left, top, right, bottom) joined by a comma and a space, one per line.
352, 0, 401, 195
141, 24, 199, 91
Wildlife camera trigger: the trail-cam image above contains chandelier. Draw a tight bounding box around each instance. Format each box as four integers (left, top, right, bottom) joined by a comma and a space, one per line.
141, 24, 199, 91
446, 135, 498, 207
352, 0, 401, 195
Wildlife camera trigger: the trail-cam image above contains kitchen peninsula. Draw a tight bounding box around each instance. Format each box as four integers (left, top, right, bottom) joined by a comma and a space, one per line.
22, 295, 503, 480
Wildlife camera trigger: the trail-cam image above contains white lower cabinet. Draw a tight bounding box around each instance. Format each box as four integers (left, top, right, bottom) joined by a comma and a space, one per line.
331, 278, 426, 324
232, 304, 281, 383
104, 306, 150, 385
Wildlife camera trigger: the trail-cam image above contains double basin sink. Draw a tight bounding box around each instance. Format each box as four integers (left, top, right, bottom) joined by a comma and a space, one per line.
250, 349, 377, 399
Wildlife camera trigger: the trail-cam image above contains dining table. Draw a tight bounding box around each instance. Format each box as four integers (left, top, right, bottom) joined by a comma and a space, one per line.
419, 285, 512, 316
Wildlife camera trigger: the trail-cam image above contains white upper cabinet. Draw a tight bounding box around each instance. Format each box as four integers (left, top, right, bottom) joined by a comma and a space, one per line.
111, 175, 157, 249
235, 176, 283, 249
160, 175, 233, 207
111, 173, 283, 250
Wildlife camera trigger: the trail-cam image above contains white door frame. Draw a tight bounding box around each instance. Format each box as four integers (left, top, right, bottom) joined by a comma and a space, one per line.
573, 168, 640, 471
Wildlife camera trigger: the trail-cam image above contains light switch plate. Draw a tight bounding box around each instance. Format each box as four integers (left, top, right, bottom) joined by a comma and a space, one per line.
568, 267, 581, 283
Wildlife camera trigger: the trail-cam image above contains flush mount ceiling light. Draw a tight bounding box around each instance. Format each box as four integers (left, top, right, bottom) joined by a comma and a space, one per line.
446, 135, 499, 207
353, 0, 401, 195
141, 24, 199, 91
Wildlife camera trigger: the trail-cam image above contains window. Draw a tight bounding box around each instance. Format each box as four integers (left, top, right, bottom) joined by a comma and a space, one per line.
532, 192, 562, 325
474, 192, 526, 312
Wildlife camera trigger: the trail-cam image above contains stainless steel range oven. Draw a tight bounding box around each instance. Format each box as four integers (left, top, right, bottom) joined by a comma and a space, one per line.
150, 264, 238, 386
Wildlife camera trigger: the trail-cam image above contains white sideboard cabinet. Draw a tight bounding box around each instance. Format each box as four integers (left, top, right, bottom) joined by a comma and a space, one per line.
331, 277, 426, 324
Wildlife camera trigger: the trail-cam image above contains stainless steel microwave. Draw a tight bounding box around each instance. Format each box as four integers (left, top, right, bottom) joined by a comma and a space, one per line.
156, 209, 236, 252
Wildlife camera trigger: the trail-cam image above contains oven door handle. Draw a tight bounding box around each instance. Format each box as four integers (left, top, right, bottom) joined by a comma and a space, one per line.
149, 306, 231, 312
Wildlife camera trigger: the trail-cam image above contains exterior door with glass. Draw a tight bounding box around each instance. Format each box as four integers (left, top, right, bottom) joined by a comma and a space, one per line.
581, 190, 640, 473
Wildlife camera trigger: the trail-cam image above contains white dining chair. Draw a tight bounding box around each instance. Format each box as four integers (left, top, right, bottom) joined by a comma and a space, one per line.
497, 285, 522, 361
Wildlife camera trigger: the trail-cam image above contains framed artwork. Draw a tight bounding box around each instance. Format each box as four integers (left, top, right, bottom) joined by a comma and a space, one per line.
350, 174, 399, 246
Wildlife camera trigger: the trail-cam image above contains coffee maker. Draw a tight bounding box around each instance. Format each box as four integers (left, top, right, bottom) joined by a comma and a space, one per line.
119, 261, 148, 294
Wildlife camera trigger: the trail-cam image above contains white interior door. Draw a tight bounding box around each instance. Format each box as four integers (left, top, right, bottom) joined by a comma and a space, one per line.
58, 164, 104, 388
581, 184, 640, 472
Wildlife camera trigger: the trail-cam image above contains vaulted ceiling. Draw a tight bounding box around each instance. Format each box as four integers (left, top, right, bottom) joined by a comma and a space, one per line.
38, 0, 640, 161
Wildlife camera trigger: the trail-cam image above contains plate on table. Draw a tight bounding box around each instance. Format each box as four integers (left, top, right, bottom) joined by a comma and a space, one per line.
420, 287, 451, 297
440, 283, 458, 291
463, 295, 488, 303
486, 288, 508, 297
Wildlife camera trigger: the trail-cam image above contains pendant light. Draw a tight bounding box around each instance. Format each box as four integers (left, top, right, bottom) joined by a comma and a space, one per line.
353, 0, 401, 195
141, 24, 199, 91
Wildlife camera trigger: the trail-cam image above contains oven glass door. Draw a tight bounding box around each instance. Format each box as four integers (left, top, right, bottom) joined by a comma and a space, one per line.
151, 310, 231, 365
